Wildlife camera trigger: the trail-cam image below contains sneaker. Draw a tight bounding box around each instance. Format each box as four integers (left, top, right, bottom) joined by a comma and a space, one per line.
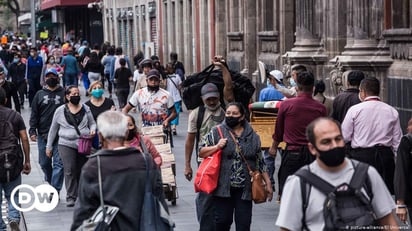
66, 198, 75, 207
172, 129, 177, 135
8, 220, 20, 231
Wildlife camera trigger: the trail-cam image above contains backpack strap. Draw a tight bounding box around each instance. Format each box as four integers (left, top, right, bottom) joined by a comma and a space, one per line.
349, 160, 373, 200
195, 105, 206, 156
295, 167, 335, 195
297, 166, 312, 231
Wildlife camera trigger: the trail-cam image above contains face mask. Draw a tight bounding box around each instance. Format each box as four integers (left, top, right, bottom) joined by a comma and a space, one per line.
225, 116, 242, 128
289, 78, 297, 87
316, 146, 346, 167
127, 129, 136, 141
147, 85, 160, 92
30, 52, 35, 57
69, 95, 81, 105
204, 102, 221, 112
13, 58, 19, 63
91, 89, 104, 98
49, 60, 55, 64
0, 78, 4, 85
46, 78, 59, 88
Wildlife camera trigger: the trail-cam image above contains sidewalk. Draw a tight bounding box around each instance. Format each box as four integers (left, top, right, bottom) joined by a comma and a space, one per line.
17, 87, 282, 231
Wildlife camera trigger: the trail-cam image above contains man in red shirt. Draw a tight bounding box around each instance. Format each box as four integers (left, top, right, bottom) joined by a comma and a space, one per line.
269, 71, 327, 199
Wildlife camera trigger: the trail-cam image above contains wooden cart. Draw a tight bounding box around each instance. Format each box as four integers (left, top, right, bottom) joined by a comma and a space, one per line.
141, 125, 178, 205
249, 101, 286, 149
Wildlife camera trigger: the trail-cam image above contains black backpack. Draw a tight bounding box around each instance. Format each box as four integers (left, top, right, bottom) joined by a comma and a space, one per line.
0, 112, 23, 182
181, 64, 255, 111
295, 161, 377, 231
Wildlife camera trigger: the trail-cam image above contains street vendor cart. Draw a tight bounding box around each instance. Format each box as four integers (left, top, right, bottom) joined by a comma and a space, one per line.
141, 125, 178, 205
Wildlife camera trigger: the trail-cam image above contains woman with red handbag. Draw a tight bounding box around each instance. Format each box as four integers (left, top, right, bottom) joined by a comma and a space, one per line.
199, 102, 273, 231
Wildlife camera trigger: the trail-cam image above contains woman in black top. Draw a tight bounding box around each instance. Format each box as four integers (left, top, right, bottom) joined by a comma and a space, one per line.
114, 58, 132, 108
84, 81, 115, 149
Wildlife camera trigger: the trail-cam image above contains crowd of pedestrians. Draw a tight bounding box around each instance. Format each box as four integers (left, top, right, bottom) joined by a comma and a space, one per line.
0, 34, 411, 231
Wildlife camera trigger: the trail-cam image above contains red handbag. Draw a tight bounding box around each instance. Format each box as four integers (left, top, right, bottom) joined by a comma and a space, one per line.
194, 126, 224, 194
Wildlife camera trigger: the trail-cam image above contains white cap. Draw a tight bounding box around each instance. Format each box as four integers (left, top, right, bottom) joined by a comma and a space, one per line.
269, 70, 283, 83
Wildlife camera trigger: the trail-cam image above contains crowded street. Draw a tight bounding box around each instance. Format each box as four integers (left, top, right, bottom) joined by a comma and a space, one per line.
14, 86, 282, 231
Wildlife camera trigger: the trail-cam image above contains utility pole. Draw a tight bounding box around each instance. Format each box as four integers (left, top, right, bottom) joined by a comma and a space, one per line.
30, 0, 35, 47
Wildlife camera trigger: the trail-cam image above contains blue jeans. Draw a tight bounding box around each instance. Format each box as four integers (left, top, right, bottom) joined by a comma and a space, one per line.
38, 135, 64, 192
0, 175, 21, 229
64, 73, 78, 87
263, 149, 276, 191
214, 187, 252, 231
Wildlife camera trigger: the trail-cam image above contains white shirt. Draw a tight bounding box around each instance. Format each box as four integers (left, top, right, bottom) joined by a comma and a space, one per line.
166, 74, 182, 103
128, 87, 174, 126
341, 97, 402, 151
276, 158, 395, 231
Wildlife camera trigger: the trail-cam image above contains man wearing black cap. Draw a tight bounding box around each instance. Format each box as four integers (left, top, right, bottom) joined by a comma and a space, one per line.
29, 68, 65, 195
269, 71, 327, 200
0, 66, 20, 112
122, 69, 176, 127
332, 70, 365, 123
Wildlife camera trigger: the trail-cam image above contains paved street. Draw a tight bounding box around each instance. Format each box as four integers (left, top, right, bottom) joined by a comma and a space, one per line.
17, 87, 282, 231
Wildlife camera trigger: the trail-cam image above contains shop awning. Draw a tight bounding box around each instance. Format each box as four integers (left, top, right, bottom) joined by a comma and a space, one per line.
41, 0, 96, 10
36, 20, 55, 30
18, 13, 31, 25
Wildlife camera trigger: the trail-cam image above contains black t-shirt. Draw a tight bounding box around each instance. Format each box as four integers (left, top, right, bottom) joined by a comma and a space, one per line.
114, 67, 132, 89
85, 98, 115, 121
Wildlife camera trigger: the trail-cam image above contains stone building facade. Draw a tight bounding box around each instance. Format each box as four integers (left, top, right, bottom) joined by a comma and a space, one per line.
101, 0, 412, 129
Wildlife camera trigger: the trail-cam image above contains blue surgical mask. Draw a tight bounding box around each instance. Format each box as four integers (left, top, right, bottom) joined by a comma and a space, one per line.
13, 58, 19, 63
49, 60, 55, 64
289, 78, 297, 87
91, 89, 104, 98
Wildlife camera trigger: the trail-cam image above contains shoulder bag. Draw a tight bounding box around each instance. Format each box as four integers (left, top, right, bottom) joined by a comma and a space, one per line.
228, 131, 267, 204
65, 105, 93, 155
140, 136, 175, 231
194, 126, 224, 194
76, 154, 119, 231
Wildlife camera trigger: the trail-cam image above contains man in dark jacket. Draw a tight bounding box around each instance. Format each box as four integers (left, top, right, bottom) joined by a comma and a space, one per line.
71, 111, 168, 231
29, 68, 65, 194
332, 70, 364, 123
26, 47, 43, 106
0, 66, 20, 112
8, 53, 27, 109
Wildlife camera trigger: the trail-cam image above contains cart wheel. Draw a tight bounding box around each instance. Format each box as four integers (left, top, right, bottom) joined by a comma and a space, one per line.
171, 199, 176, 206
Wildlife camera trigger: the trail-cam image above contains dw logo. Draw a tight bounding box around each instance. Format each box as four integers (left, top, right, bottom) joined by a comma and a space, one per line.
11, 184, 59, 212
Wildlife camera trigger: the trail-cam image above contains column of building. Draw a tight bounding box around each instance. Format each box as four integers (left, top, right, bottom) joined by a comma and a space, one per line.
284, 0, 328, 77
331, 0, 392, 99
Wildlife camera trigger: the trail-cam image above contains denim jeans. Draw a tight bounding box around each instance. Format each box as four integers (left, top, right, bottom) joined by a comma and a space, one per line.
263, 149, 276, 191
38, 135, 64, 192
195, 192, 215, 231
214, 187, 252, 231
64, 73, 78, 87
0, 175, 21, 229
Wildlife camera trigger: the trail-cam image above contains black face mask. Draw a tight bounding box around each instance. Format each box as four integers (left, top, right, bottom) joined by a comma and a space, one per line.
225, 116, 242, 128
69, 95, 81, 105
46, 78, 59, 88
316, 146, 346, 167
147, 85, 160, 92
127, 129, 136, 141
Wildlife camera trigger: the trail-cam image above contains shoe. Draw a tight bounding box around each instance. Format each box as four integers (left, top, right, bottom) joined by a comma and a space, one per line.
109, 94, 112, 99
66, 198, 75, 207
8, 220, 20, 231
172, 129, 177, 135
